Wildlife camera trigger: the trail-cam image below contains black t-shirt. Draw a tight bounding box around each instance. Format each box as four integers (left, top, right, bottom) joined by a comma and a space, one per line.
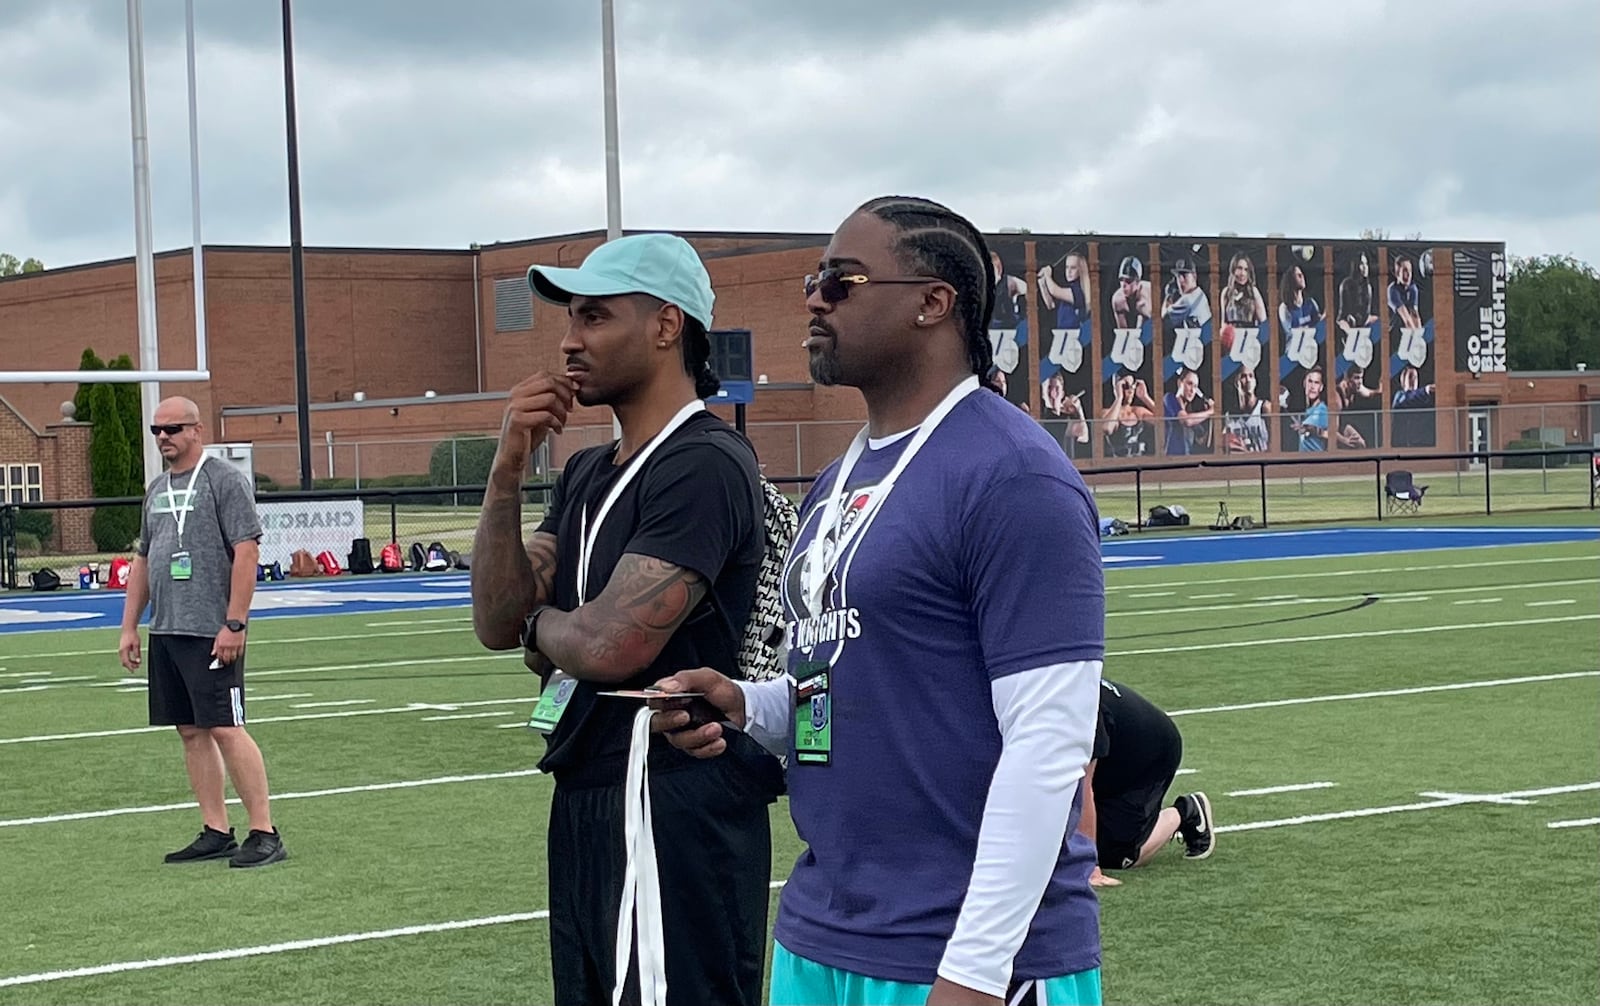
532, 411, 764, 785
1091, 678, 1181, 797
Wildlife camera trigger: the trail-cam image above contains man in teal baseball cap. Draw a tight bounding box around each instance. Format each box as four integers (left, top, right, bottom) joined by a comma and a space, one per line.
471, 230, 781, 1006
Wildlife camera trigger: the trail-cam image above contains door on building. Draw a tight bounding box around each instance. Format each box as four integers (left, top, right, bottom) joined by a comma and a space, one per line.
1467, 408, 1492, 468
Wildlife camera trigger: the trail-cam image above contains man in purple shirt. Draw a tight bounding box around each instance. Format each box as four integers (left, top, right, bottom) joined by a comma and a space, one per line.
651, 196, 1106, 1005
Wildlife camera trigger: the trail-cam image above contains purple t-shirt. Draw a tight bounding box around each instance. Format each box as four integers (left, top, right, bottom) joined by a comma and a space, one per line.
773, 387, 1106, 984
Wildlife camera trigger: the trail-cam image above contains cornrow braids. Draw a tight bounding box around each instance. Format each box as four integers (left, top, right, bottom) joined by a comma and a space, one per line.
858, 196, 1004, 393
682, 317, 722, 399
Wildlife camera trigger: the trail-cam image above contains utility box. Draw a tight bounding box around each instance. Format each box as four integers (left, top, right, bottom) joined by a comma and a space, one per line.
203, 443, 256, 494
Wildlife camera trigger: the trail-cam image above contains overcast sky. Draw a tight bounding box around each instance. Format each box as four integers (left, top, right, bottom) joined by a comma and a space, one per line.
3, 0, 1596, 272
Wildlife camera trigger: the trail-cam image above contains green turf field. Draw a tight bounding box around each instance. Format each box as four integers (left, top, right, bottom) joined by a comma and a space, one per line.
0, 531, 1596, 1005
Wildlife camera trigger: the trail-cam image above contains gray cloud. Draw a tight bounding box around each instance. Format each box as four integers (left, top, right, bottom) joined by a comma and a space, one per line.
1, 0, 1595, 275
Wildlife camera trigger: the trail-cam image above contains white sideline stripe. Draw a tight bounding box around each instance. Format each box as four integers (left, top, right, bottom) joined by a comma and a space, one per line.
0, 695, 537, 746
1257, 594, 1298, 601
250, 653, 515, 680
6, 625, 472, 661
1386, 597, 1432, 603
289, 700, 374, 709
0, 880, 790, 989
420, 711, 522, 722
1103, 554, 1592, 592
19, 676, 93, 684
1175, 768, 1198, 775
1189, 593, 1235, 599
1528, 599, 1579, 607
495, 722, 529, 729
88, 679, 149, 688
1227, 782, 1337, 797
1168, 670, 1600, 716
1548, 817, 1600, 830
363, 617, 469, 627
1215, 782, 1600, 835
0, 670, 49, 678
1111, 614, 1600, 657
247, 693, 315, 703
0, 769, 546, 829
1129, 591, 1174, 598
1452, 597, 1502, 605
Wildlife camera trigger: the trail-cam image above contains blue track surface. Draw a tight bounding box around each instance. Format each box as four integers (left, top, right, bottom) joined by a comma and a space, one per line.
1, 526, 1595, 636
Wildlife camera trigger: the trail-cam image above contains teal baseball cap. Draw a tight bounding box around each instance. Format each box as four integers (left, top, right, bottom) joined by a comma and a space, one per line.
526, 232, 715, 329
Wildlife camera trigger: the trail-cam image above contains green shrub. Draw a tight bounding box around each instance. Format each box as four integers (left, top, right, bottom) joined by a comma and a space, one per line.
14, 531, 41, 555
88, 384, 141, 550
14, 509, 53, 541
1502, 440, 1570, 469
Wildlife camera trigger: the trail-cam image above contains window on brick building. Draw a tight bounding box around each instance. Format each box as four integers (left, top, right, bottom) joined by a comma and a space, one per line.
2, 463, 42, 504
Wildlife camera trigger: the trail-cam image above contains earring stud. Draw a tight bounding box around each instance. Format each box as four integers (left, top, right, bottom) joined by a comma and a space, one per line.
917, 314, 926, 323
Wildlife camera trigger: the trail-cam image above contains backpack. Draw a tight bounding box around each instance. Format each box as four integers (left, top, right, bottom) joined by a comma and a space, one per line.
347, 538, 375, 575
380, 542, 405, 572
739, 475, 799, 682
423, 541, 451, 572
289, 549, 320, 577
30, 567, 61, 592
408, 542, 428, 571
315, 550, 343, 576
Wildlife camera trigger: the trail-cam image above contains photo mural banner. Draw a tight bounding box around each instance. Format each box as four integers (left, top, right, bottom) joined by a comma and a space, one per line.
987, 238, 1031, 411
1386, 243, 1438, 447
1332, 244, 1383, 450
1098, 241, 1156, 458
1217, 242, 1272, 453
1276, 242, 1330, 452
1452, 247, 1508, 377
1158, 240, 1216, 456
1035, 240, 1094, 459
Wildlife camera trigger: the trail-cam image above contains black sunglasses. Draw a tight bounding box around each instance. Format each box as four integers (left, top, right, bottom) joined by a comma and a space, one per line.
803, 267, 942, 304
150, 423, 195, 437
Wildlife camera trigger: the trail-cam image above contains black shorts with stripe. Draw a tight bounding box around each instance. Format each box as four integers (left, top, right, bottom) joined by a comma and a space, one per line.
148, 633, 246, 728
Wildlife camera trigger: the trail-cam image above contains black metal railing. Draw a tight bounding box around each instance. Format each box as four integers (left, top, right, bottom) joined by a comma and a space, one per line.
2, 448, 1595, 590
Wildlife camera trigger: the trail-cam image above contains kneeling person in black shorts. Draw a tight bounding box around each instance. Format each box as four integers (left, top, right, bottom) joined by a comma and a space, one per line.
119, 396, 285, 868
1078, 678, 1213, 886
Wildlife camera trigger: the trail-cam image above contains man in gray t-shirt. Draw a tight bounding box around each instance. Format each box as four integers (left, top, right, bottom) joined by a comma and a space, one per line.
118, 396, 286, 869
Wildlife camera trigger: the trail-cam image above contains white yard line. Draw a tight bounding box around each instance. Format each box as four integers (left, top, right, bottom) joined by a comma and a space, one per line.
289, 700, 374, 709
6, 625, 473, 662
0, 695, 536, 746
1528, 599, 1579, 607
0, 670, 48, 678
1112, 579, 1593, 619
1547, 817, 1600, 830
1227, 782, 1338, 797
1168, 670, 1599, 717
1128, 591, 1175, 599
1111, 614, 1599, 658
1189, 593, 1235, 600
363, 617, 469, 627
419, 711, 523, 722
0, 769, 545, 829
0, 879, 790, 990
1103, 554, 1593, 592
1215, 782, 1600, 835
247, 693, 316, 703
1452, 597, 1502, 605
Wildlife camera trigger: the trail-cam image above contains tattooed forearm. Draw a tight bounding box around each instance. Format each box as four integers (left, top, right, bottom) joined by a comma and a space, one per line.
471, 474, 558, 649
535, 553, 706, 684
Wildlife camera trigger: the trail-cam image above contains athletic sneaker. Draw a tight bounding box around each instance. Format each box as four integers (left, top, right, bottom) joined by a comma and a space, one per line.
164, 826, 238, 863
229, 828, 287, 869
1175, 792, 1215, 860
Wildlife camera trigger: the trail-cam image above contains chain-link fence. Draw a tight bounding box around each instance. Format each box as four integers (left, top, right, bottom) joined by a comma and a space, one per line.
3, 446, 1595, 590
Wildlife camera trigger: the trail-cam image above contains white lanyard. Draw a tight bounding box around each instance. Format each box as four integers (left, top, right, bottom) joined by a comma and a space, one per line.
165, 452, 208, 549
803, 375, 981, 610
577, 399, 705, 602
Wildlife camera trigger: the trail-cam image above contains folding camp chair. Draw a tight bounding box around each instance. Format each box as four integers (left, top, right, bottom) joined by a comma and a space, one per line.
1384, 470, 1428, 516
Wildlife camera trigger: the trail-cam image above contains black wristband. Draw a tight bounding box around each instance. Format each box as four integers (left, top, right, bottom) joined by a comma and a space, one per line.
521, 605, 554, 651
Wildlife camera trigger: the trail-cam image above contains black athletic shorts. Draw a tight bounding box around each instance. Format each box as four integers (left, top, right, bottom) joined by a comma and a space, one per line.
147, 633, 246, 729
547, 745, 778, 1006
1097, 744, 1183, 870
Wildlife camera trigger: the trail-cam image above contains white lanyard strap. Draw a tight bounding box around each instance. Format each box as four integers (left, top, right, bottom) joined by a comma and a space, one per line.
803, 375, 980, 609
614, 706, 668, 1006
166, 452, 208, 548
577, 399, 705, 602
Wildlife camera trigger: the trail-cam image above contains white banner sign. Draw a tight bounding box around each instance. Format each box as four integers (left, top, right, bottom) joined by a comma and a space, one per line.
256, 500, 365, 567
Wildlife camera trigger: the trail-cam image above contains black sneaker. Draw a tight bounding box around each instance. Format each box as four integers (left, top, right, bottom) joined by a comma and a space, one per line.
229, 828, 287, 869
164, 826, 238, 863
1175, 792, 1215, 860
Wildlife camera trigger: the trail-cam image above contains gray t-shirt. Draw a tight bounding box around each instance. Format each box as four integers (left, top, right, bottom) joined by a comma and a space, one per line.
138, 458, 263, 637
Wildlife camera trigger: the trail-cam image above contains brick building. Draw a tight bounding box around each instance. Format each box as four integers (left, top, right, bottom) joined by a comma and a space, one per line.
0, 229, 1594, 498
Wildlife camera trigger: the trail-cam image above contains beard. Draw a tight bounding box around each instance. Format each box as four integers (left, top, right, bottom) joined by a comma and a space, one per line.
808, 346, 843, 386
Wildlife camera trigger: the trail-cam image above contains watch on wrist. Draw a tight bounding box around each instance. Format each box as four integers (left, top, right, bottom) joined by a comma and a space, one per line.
521, 605, 553, 652
224, 619, 247, 633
